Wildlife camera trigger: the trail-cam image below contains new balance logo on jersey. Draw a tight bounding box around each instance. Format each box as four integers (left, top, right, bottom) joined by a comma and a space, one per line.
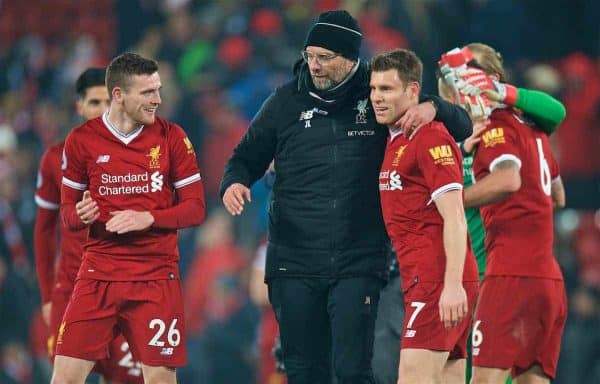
404, 330, 416, 338
151, 171, 163, 192
96, 155, 110, 163
160, 347, 174, 356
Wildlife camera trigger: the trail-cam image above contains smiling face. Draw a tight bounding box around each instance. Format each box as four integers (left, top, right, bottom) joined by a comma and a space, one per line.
370, 69, 419, 126
114, 72, 162, 125
305, 46, 355, 90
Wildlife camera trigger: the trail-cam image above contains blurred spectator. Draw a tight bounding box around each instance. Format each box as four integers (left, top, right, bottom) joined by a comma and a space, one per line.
198, 94, 248, 202
182, 209, 259, 383
249, 241, 287, 384
553, 53, 600, 209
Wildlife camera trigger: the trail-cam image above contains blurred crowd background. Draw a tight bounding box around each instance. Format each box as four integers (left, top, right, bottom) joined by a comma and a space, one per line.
0, 0, 599, 383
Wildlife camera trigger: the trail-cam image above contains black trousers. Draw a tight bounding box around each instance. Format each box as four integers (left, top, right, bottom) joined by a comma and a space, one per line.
268, 276, 382, 384
372, 276, 404, 384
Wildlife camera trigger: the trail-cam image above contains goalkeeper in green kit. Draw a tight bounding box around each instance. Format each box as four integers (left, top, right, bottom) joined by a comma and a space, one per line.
437, 42, 566, 384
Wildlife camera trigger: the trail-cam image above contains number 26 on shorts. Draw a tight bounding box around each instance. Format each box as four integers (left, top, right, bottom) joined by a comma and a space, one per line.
148, 318, 181, 347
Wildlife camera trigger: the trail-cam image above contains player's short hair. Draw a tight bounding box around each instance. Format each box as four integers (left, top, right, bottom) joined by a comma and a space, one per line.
466, 43, 505, 82
371, 49, 423, 87
75, 67, 106, 98
106, 53, 159, 97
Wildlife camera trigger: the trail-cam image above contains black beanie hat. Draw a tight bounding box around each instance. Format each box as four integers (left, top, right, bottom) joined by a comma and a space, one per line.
304, 10, 362, 61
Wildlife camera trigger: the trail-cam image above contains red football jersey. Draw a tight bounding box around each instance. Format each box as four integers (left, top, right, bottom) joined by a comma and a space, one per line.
61, 114, 202, 281
472, 108, 563, 279
35, 143, 87, 294
379, 122, 478, 292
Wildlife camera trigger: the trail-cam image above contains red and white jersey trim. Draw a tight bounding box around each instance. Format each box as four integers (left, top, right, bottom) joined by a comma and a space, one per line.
173, 173, 201, 189
34, 195, 60, 210
489, 154, 521, 172
62, 176, 87, 191
429, 182, 463, 205
102, 112, 144, 145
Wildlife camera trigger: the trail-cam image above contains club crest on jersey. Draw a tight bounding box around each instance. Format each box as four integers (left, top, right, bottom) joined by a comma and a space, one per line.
482, 128, 505, 147
147, 145, 162, 169
355, 98, 369, 124
428, 145, 455, 165
57, 321, 66, 344
392, 145, 407, 166
183, 137, 195, 155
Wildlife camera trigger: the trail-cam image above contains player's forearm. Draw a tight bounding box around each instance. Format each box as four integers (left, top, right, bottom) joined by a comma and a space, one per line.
514, 88, 566, 135
34, 208, 59, 302
551, 176, 566, 208
464, 168, 520, 208
443, 214, 468, 284
151, 183, 206, 229
61, 184, 87, 230
61, 203, 87, 231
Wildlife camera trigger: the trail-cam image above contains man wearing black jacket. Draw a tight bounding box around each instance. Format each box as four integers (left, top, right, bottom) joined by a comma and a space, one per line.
220, 10, 472, 384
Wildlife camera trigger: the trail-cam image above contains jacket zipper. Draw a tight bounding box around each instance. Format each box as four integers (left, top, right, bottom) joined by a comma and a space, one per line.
332, 119, 337, 263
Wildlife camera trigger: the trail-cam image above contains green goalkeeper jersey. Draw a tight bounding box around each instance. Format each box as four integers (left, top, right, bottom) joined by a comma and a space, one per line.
463, 155, 487, 279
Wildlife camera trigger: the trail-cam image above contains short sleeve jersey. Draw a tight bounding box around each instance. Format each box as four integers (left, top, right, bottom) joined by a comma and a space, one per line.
472, 108, 562, 279
379, 122, 478, 292
62, 114, 202, 281
35, 143, 87, 292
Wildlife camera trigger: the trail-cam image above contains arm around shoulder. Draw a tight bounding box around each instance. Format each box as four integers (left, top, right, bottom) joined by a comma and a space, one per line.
421, 94, 473, 141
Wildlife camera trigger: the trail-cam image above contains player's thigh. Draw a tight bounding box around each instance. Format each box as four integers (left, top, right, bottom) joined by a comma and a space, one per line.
471, 366, 512, 384
443, 358, 466, 384
472, 277, 522, 370
514, 279, 566, 380
55, 279, 119, 362
401, 281, 474, 354
51, 355, 95, 384
141, 364, 177, 384
399, 348, 449, 382
119, 280, 186, 368
94, 334, 143, 384
48, 289, 71, 359
513, 365, 550, 384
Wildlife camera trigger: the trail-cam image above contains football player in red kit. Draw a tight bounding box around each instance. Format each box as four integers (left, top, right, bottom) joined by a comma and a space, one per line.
34, 67, 144, 383
463, 44, 567, 384
371, 49, 478, 384
51, 53, 206, 384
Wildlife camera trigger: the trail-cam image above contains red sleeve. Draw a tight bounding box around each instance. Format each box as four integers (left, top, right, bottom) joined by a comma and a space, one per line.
150, 124, 206, 229
61, 132, 87, 230
416, 125, 463, 200
34, 207, 58, 303
473, 122, 521, 177
35, 148, 61, 210
34, 148, 61, 302
61, 186, 87, 230
151, 184, 206, 229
